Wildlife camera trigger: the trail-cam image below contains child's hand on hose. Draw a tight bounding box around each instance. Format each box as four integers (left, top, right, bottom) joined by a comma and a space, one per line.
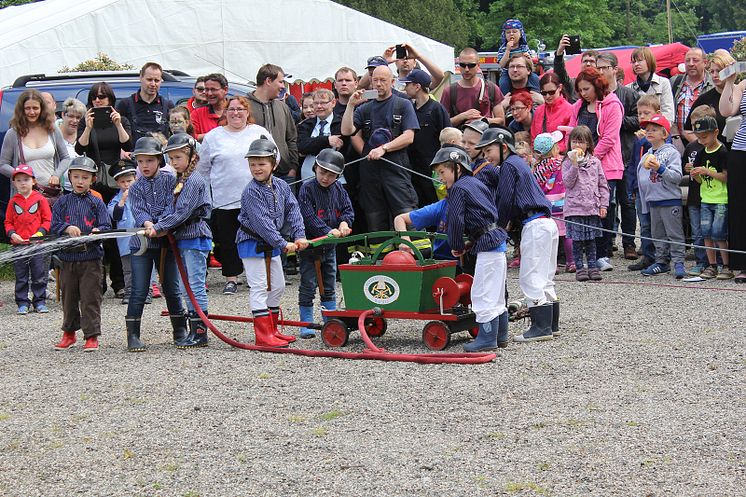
600, 208, 608, 219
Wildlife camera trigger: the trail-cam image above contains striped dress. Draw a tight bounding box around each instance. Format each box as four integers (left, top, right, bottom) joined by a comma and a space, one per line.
727, 88, 746, 268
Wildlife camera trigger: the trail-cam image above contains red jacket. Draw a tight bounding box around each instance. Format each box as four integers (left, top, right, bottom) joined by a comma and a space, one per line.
5, 191, 52, 242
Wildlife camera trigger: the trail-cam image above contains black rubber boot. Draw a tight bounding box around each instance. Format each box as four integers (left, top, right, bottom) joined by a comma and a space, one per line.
170, 313, 193, 348
186, 311, 209, 347
126, 316, 145, 352
552, 301, 560, 337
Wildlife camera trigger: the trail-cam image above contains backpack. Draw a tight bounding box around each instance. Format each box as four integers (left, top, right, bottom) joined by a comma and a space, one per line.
360, 96, 405, 142
448, 80, 498, 122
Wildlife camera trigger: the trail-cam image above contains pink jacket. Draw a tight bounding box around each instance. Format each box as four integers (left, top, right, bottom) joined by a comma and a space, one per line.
568, 92, 625, 181
531, 95, 574, 152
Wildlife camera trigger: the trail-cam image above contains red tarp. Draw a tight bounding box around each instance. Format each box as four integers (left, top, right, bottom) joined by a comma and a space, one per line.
564, 43, 691, 85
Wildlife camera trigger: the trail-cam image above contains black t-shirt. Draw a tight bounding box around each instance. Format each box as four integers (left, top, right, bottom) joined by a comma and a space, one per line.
352, 94, 419, 154
115, 92, 174, 144
408, 98, 451, 173
577, 104, 599, 144
683, 88, 728, 146
682, 140, 703, 206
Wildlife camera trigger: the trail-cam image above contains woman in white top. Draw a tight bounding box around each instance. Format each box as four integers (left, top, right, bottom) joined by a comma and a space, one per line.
627, 46, 675, 123
197, 95, 278, 295
0, 89, 69, 189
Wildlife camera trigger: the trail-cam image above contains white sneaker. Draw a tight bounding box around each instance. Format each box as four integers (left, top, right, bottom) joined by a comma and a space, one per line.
597, 257, 614, 271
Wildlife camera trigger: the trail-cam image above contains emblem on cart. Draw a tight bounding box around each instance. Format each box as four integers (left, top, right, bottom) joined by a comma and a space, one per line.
363, 275, 400, 305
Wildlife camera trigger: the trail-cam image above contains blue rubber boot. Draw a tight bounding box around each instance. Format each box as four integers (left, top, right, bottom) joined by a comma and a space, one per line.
320, 300, 336, 323
513, 303, 554, 342
464, 320, 497, 352
495, 312, 509, 348
299, 305, 316, 339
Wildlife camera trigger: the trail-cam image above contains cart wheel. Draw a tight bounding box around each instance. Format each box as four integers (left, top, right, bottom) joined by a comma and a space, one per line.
321, 319, 349, 348
469, 326, 479, 338
422, 321, 451, 351
364, 317, 387, 337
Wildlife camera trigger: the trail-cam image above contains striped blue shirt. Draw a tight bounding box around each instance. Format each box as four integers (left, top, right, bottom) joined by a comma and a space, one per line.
473, 158, 500, 196
236, 178, 305, 251
495, 154, 552, 228
447, 175, 507, 254
51, 191, 112, 262
298, 179, 354, 239
129, 171, 176, 251
153, 172, 212, 242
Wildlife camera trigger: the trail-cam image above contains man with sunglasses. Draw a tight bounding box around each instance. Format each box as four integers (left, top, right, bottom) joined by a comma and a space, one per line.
553, 35, 600, 102
115, 62, 174, 145
185, 76, 208, 114
440, 47, 505, 129
597, 52, 641, 261
191, 73, 230, 142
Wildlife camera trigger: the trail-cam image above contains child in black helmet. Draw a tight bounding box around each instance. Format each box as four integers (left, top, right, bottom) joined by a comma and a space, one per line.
125, 136, 191, 352
430, 145, 509, 351
237, 137, 308, 347
296, 148, 354, 339
144, 133, 212, 348
50, 156, 111, 352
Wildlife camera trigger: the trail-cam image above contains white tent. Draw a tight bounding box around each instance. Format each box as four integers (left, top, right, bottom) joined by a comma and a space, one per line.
0, 0, 455, 86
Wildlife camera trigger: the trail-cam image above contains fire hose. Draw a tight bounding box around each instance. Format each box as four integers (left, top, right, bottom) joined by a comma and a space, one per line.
168, 234, 496, 364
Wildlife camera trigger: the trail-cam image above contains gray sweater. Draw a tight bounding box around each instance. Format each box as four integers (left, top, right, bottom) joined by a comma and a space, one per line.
637, 142, 683, 214
0, 127, 69, 186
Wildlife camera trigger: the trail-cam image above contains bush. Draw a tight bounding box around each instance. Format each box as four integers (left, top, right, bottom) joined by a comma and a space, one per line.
59, 53, 134, 73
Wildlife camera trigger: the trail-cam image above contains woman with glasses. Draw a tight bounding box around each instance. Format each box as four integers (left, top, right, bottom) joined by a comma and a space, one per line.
508, 90, 534, 134
56, 98, 86, 159
627, 47, 674, 123
197, 96, 277, 296
530, 73, 573, 151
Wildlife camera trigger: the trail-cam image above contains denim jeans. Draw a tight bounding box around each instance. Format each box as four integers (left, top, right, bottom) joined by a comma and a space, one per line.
127, 248, 184, 318
616, 172, 637, 248
635, 191, 655, 261
178, 248, 209, 313
687, 205, 708, 266
298, 248, 336, 307
596, 180, 618, 258
14, 253, 47, 307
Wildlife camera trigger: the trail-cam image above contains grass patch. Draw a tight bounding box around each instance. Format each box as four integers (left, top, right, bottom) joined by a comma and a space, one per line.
312, 426, 328, 437
152, 482, 163, 490
258, 373, 272, 379
487, 431, 506, 440
0, 244, 15, 280
320, 410, 344, 421
0, 413, 10, 421
162, 463, 178, 472
626, 420, 641, 427
122, 448, 135, 460
505, 481, 550, 495
288, 415, 306, 423
537, 462, 550, 471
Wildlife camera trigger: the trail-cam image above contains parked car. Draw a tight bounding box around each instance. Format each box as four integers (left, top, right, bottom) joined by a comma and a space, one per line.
0, 70, 254, 238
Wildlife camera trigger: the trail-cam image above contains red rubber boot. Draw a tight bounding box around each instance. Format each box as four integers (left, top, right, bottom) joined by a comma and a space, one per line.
83, 336, 99, 352
270, 308, 296, 343
253, 315, 289, 347
54, 331, 77, 350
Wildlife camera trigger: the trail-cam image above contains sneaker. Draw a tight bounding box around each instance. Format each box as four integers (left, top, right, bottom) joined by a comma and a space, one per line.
223, 281, 238, 295
641, 262, 670, 276
151, 283, 162, 299
687, 265, 705, 276
565, 263, 577, 273
82, 336, 99, 352
34, 303, 49, 313
114, 288, 126, 299
597, 257, 614, 271
623, 246, 638, 260
575, 268, 589, 282
628, 258, 653, 271
17, 305, 29, 315
588, 267, 603, 281
145, 291, 153, 305
674, 262, 685, 279
701, 266, 718, 279
716, 266, 734, 280
508, 258, 521, 269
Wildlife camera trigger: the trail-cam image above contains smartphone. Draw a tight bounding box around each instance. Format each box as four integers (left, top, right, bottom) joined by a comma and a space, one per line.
718, 61, 746, 81
567, 35, 582, 55
92, 106, 113, 129
362, 89, 378, 100
395, 44, 408, 60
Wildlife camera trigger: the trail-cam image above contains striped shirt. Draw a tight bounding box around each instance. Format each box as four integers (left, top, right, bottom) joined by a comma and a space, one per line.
496, 154, 552, 228
236, 177, 305, 251
472, 158, 500, 196
447, 175, 507, 254
733, 90, 746, 152
51, 191, 111, 262
298, 179, 354, 239
129, 171, 177, 251
153, 172, 212, 241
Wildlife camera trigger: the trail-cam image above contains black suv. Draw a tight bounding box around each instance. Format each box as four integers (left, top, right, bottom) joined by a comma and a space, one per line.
0, 70, 254, 233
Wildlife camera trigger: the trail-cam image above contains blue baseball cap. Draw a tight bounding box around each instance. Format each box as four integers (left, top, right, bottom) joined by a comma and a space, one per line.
400, 69, 432, 89
366, 56, 389, 69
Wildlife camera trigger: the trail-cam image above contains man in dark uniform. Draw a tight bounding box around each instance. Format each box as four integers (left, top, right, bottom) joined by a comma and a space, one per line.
116, 62, 173, 145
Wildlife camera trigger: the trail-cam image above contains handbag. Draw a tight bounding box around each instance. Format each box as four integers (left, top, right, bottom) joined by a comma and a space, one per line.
17, 133, 62, 208
90, 128, 120, 189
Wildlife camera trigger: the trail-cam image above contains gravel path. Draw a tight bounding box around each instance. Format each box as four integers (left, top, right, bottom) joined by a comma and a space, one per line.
0, 251, 744, 496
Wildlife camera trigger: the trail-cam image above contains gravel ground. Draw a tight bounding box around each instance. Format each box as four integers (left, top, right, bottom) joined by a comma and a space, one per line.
0, 250, 744, 497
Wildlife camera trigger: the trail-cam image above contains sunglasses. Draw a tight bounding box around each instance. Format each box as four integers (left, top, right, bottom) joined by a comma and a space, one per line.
195, 86, 206, 92
459, 62, 477, 69
540, 89, 557, 96
92, 94, 108, 100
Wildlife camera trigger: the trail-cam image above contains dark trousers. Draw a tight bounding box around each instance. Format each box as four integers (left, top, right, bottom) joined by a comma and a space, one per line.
615, 173, 637, 249
60, 260, 103, 339
127, 248, 185, 318
298, 248, 336, 306
14, 254, 47, 307
596, 180, 618, 258
94, 183, 124, 292
210, 208, 243, 278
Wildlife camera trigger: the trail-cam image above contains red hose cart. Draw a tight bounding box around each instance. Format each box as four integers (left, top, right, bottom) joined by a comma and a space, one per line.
309, 231, 478, 351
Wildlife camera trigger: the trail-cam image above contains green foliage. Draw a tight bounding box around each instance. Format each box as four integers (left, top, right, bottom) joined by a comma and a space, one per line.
732, 37, 746, 60
59, 53, 134, 73
0, 0, 39, 8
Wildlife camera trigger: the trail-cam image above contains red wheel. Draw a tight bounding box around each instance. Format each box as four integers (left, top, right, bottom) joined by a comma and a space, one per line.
321, 319, 349, 348
422, 321, 451, 351
364, 317, 387, 337
469, 326, 479, 338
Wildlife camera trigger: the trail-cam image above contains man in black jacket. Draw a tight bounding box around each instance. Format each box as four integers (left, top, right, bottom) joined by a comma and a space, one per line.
116, 62, 173, 146
298, 89, 344, 181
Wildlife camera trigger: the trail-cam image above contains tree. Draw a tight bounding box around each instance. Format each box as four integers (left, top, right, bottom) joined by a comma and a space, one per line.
59, 53, 134, 73
0, 0, 40, 7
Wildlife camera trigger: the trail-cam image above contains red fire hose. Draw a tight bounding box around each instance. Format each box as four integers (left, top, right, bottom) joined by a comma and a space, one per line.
168, 235, 496, 364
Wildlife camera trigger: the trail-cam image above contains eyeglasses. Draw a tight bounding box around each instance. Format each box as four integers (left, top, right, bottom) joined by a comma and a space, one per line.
205, 87, 223, 93
540, 89, 557, 96
92, 94, 108, 100
459, 62, 477, 69
314, 100, 332, 106
596, 65, 614, 71
508, 65, 527, 70
195, 86, 206, 92
510, 106, 528, 113
226, 107, 247, 113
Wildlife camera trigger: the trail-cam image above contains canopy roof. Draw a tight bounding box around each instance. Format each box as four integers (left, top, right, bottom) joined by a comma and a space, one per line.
0, 0, 455, 86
